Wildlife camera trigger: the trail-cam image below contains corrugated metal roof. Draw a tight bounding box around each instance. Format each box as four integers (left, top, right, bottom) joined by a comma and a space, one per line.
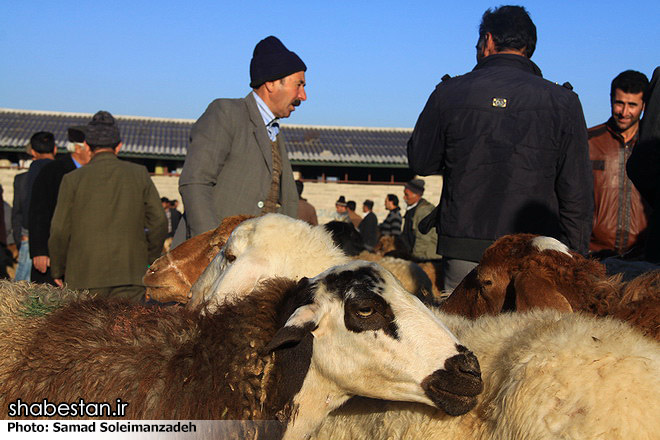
0, 108, 411, 165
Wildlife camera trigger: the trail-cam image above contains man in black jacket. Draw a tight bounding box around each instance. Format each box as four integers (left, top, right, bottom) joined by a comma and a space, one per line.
407, 5, 593, 292
28, 127, 91, 284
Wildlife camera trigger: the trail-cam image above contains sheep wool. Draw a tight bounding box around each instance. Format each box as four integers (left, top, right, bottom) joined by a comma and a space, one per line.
314, 309, 660, 440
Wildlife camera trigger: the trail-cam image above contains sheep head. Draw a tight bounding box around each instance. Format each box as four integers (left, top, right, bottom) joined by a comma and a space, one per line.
143, 215, 253, 303
187, 214, 350, 311
443, 234, 577, 317
273, 261, 483, 439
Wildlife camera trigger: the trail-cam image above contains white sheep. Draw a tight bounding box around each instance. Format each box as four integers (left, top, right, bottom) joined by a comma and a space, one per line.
0, 261, 483, 440
314, 308, 660, 440
187, 214, 350, 310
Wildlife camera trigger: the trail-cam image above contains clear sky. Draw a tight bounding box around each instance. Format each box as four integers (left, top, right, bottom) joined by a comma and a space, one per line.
1, 1, 658, 129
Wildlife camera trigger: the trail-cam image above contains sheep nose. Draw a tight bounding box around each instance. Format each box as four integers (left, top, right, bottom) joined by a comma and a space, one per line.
447, 350, 481, 379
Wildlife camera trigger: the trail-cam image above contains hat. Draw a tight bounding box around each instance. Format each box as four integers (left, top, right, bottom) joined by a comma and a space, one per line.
250, 36, 307, 88
76, 110, 121, 147
405, 179, 425, 195
67, 127, 85, 143
335, 195, 347, 206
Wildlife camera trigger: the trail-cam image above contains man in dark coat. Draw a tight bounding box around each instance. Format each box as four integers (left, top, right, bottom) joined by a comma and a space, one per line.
12, 132, 57, 281
627, 66, 660, 262
407, 5, 593, 292
49, 111, 167, 302
358, 200, 378, 251
29, 127, 91, 284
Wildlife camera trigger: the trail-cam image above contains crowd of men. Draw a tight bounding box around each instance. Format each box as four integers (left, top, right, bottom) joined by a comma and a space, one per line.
3, 4, 657, 300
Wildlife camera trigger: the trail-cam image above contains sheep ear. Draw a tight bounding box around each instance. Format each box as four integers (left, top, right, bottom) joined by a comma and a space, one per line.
265, 303, 320, 352
513, 271, 573, 312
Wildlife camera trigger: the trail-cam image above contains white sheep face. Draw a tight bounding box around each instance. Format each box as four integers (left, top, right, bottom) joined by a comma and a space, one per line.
188, 214, 349, 310
278, 260, 483, 434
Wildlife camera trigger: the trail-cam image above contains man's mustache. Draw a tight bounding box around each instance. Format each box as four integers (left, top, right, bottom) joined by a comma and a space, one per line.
292, 100, 301, 107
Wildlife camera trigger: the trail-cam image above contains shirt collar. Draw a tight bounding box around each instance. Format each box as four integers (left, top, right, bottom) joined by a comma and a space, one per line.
252, 91, 280, 141
406, 201, 419, 211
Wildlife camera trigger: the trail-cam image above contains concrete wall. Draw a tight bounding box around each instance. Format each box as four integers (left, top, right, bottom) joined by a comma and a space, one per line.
0, 168, 443, 227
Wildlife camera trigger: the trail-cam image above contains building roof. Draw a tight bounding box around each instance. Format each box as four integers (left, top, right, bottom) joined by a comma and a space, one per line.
0, 108, 411, 166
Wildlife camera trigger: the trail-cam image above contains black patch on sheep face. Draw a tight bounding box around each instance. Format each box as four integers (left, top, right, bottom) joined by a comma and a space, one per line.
323, 266, 398, 339
263, 277, 316, 418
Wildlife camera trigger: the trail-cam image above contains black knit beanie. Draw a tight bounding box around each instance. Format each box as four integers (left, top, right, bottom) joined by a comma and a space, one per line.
249, 36, 306, 89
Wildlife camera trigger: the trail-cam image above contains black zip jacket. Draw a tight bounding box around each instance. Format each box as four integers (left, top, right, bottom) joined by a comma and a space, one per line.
407, 54, 593, 260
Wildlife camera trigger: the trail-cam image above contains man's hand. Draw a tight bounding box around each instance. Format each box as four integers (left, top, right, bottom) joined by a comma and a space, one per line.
54, 279, 63, 287
32, 256, 50, 273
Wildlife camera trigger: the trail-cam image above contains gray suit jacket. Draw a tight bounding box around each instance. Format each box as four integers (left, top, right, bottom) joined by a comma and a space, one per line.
179, 93, 298, 237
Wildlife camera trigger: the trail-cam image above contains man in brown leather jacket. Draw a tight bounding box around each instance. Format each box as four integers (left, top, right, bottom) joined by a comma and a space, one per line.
588, 70, 652, 257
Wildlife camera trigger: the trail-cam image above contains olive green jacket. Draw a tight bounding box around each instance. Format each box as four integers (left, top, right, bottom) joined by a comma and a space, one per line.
49, 152, 167, 289
411, 198, 441, 260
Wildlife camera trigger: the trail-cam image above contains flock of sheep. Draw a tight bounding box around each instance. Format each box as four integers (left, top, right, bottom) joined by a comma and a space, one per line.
1, 214, 659, 439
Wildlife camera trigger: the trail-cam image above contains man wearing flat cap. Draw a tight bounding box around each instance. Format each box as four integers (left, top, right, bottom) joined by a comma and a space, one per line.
177, 35, 307, 242
49, 111, 167, 301
28, 126, 92, 285
402, 178, 440, 261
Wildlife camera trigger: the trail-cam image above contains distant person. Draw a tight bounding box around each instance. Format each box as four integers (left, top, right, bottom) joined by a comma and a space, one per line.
0, 185, 11, 279
379, 194, 402, 236
401, 179, 440, 261
627, 66, 660, 263
358, 199, 378, 251
13, 132, 57, 280
11, 170, 29, 280
407, 5, 592, 291
169, 199, 182, 234
161, 197, 174, 237
588, 70, 651, 258
333, 196, 350, 223
177, 36, 306, 242
346, 200, 362, 229
28, 127, 91, 285
295, 180, 318, 226
49, 111, 167, 302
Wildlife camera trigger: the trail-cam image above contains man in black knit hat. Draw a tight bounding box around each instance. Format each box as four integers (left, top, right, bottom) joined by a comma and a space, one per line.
177, 36, 307, 243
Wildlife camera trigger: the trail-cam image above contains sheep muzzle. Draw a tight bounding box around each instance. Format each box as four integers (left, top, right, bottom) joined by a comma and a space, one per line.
421, 349, 483, 416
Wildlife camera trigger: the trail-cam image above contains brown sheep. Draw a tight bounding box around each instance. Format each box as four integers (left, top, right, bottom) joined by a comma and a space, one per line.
0, 261, 482, 440
143, 215, 253, 303
442, 233, 660, 339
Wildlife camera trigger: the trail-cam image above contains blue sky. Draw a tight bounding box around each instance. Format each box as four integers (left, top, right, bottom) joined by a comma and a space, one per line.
1, 1, 658, 128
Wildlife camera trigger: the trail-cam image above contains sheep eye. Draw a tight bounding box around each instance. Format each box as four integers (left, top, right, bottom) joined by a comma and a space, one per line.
356, 307, 375, 318
225, 252, 236, 263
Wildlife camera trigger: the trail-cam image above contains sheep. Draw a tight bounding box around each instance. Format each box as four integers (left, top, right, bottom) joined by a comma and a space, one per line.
0, 261, 483, 440
314, 308, 660, 440
187, 214, 351, 310
143, 214, 253, 304
144, 215, 435, 308
442, 233, 660, 339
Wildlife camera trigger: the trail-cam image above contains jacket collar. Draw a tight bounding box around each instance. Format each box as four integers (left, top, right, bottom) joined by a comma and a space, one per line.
245, 92, 275, 172
473, 53, 543, 78
89, 151, 118, 163
605, 117, 639, 145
